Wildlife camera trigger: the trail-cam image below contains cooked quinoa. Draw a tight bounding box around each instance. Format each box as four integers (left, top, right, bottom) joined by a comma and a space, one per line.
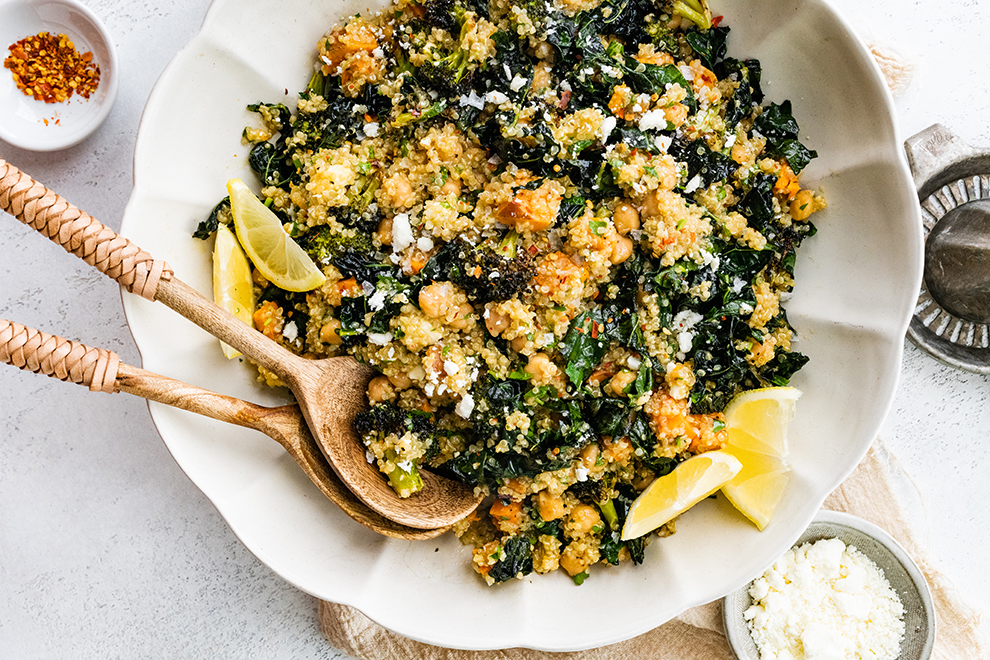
197, 0, 825, 586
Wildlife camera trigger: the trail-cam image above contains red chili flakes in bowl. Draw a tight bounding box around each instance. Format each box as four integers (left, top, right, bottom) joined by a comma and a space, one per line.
4, 31, 101, 104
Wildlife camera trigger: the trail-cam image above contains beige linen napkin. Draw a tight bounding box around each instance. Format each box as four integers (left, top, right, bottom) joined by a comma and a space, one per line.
318, 440, 988, 659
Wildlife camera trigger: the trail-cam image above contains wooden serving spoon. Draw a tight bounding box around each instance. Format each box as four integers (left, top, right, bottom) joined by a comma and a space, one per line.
0, 159, 482, 530
0, 319, 445, 540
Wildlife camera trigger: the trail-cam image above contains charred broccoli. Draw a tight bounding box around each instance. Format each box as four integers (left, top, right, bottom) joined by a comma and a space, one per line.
296, 225, 374, 268
353, 402, 439, 496
429, 233, 535, 306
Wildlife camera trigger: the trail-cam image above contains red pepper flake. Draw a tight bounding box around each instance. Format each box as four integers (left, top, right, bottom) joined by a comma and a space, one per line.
4, 31, 101, 104
590, 321, 599, 339
712, 15, 724, 27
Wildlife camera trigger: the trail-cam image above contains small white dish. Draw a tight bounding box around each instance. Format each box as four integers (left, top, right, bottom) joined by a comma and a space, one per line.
0, 0, 118, 151
723, 511, 936, 660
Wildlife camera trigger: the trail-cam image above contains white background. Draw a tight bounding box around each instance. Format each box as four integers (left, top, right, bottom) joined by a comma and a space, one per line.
1, 0, 987, 657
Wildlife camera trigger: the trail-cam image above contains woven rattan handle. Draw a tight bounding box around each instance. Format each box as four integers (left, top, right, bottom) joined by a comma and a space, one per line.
0, 319, 120, 393
0, 158, 172, 300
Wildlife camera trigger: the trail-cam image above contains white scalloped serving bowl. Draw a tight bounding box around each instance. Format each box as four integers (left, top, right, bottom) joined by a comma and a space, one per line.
120, 0, 923, 651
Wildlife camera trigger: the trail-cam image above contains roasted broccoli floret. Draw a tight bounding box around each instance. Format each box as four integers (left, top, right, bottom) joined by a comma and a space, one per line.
414, 0, 489, 96
450, 233, 535, 305
296, 225, 374, 267
643, 18, 680, 53
354, 403, 439, 496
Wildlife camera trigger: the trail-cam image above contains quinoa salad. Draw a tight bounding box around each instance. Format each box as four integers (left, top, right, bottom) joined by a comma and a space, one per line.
196, 0, 825, 585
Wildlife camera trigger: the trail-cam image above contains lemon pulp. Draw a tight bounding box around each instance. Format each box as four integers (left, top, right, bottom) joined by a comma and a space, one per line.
621, 450, 742, 541
212, 224, 255, 359
720, 386, 801, 530
227, 178, 326, 292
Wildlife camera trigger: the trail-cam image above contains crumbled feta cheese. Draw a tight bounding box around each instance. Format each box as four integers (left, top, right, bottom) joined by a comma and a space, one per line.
367, 332, 393, 345
417, 236, 434, 251
282, 321, 298, 342
744, 538, 905, 660
364, 121, 380, 137
368, 288, 387, 312
575, 467, 589, 482
601, 115, 617, 142
724, 132, 737, 148
678, 64, 695, 81
455, 393, 475, 418
484, 90, 509, 105
510, 75, 527, 92
365, 450, 375, 464
684, 174, 703, 193
391, 213, 413, 252
458, 90, 486, 109
444, 359, 460, 375
638, 109, 668, 132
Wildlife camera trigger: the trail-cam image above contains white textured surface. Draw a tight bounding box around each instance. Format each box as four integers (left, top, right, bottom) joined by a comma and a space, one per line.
0, 0, 986, 657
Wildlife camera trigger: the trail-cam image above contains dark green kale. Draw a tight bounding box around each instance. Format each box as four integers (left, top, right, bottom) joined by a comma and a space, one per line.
684, 25, 729, 70
668, 137, 738, 188
487, 535, 534, 583
735, 172, 777, 233
715, 57, 763, 128
754, 100, 818, 173
192, 196, 231, 240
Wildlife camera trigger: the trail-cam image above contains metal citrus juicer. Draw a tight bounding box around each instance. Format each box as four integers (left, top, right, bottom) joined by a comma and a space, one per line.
904, 124, 990, 373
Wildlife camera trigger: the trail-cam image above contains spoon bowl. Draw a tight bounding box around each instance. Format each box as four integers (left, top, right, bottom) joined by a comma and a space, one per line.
0, 157, 483, 530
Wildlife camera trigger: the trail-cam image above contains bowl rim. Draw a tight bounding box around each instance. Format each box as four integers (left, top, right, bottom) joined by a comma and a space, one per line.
723, 510, 937, 660
0, 0, 119, 151
118, 0, 925, 650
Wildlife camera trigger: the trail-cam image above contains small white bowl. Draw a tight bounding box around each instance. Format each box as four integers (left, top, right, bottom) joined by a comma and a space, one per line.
723, 511, 936, 660
0, 0, 118, 151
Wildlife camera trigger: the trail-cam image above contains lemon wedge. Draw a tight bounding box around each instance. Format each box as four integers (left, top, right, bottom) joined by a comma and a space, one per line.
720, 386, 801, 530
212, 224, 255, 359
621, 450, 742, 540
227, 178, 326, 292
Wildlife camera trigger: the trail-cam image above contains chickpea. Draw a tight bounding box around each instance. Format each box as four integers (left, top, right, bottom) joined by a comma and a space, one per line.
439, 176, 461, 197
485, 307, 511, 336
525, 352, 554, 381
386, 174, 415, 209
790, 189, 815, 221
387, 371, 412, 390
559, 546, 590, 577
608, 369, 637, 395
418, 282, 456, 319
535, 490, 565, 521
449, 302, 474, 330
320, 318, 343, 345
641, 190, 662, 217
609, 235, 634, 265
436, 140, 463, 162
579, 443, 601, 470
367, 376, 395, 403
566, 504, 602, 537
510, 335, 530, 354
532, 40, 554, 61
612, 202, 640, 235
375, 217, 393, 246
